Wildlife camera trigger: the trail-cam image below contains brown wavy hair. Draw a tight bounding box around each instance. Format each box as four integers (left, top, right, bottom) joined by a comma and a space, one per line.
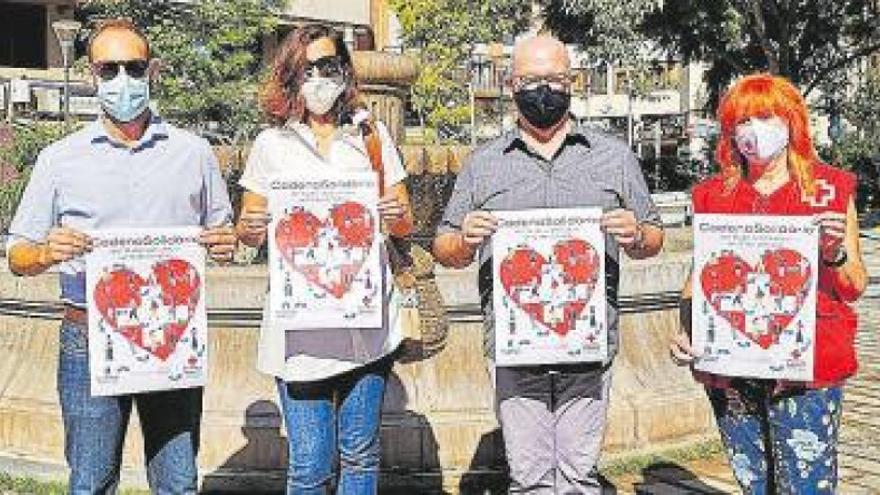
261, 24, 360, 126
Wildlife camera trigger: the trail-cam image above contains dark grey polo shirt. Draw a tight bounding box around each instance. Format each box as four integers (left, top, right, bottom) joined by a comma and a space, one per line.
439, 124, 661, 406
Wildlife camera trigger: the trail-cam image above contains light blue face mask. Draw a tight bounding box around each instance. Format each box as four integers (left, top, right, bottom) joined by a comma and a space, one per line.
97, 71, 150, 123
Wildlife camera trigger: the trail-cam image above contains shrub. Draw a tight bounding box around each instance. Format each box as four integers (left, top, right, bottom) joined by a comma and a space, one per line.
0, 122, 72, 233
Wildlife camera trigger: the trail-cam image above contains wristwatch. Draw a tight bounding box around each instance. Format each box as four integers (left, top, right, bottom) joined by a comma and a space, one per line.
824, 245, 848, 268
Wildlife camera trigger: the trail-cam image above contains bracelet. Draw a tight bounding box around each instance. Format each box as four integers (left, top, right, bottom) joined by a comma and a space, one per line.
823, 245, 848, 268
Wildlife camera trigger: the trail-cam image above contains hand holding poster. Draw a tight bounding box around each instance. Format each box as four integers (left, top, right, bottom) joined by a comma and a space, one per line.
268, 171, 383, 331
86, 227, 207, 396
692, 214, 818, 381
492, 208, 606, 366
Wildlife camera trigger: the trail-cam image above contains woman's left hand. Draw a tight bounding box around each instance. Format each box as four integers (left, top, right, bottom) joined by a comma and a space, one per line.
814, 211, 846, 262
378, 193, 405, 224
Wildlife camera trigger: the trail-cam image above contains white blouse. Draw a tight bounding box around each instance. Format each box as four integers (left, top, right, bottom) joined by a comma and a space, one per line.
239, 119, 407, 382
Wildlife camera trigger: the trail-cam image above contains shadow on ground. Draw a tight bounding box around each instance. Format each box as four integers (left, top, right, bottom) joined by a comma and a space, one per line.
633, 462, 729, 494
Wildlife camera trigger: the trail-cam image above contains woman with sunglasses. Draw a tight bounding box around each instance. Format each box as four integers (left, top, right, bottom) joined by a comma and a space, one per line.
235, 25, 413, 494
670, 74, 868, 494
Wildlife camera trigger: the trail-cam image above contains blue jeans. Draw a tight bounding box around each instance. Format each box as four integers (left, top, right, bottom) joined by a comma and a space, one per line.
276, 360, 389, 495
58, 321, 201, 494
707, 381, 843, 495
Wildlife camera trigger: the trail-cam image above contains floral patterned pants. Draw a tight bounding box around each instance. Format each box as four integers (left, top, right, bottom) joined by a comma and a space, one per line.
706, 381, 843, 495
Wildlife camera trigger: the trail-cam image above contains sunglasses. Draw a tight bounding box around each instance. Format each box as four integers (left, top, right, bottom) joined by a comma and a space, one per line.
512, 73, 572, 92
92, 60, 150, 81
304, 55, 344, 79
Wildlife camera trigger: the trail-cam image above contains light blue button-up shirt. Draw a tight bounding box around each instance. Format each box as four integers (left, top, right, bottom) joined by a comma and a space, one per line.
7, 115, 233, 307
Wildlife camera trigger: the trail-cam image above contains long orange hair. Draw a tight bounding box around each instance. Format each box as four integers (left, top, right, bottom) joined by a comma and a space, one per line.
715, 73, 818, 197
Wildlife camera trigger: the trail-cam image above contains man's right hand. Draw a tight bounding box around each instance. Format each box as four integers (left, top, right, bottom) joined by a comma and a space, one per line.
44, 226, 92, 264
461, 210, 499, 247
432, 210, 498, 269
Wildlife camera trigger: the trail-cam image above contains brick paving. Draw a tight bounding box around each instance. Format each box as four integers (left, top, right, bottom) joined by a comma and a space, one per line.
838, 234, 880, 495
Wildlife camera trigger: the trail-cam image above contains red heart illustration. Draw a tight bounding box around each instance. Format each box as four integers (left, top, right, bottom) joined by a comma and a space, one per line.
275, 201, 375, 299
93, 259, 201, 361
499, 239, 601, 336
700, 249, 811, 349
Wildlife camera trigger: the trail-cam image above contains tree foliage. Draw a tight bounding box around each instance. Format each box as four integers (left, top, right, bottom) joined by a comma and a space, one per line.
844, 70, 880, 141
78, 0, 280, 142
0, 123, 71, 232
641, 0, 880, 109
820, 134, 880, 211
540, 0, 657, 66
389, 0, 530, 141
543, 1, 880, 110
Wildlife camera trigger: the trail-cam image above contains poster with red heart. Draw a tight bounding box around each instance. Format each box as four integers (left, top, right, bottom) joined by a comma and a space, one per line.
492, 208, 606, 366
267, 171, 383, 332
85, 227, 207, 396
692, 214, 818, 380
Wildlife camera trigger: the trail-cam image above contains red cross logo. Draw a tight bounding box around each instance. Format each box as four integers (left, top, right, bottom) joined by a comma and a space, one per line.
805, 178, 836, 208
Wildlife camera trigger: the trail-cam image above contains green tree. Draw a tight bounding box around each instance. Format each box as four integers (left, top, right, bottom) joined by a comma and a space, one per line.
78, 0, 279, 143
389, 0, 530, 141
539, 0, 677, 108
540, 0, 656, 67
819, 134, 880, 211
640, 0, 880, 109
844, 70, 880, 141
830, 70, 880, 211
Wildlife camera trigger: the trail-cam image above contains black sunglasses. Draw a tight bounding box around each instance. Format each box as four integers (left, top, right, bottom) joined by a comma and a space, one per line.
304, 55, 343, 79
92, 60, 150, 81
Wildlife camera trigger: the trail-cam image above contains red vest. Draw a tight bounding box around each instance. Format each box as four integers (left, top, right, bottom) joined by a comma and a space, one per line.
691, 162, 858, 386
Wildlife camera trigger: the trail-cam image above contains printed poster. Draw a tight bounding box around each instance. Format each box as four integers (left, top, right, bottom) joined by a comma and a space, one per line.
492, 208, 607, 366
86, 227, 207, 396
268, 171, 383, 331
692, 214, 818, 381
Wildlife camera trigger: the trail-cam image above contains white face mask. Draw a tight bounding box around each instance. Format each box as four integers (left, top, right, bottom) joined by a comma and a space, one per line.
301, 76, 346, 116
734, 116, 790, 163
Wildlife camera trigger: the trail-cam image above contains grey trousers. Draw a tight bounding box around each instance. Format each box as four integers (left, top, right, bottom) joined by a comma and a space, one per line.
495, 367, 612, 495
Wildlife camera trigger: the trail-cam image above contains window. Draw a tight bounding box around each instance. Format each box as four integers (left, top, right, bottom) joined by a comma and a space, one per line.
647, 63, 682, 91
614, 69, 630, 95
590, 66, 608, 95
0, 4, 47, 68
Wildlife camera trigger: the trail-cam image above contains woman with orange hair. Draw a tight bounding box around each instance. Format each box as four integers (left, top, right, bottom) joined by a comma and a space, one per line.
670, 73, 868, 493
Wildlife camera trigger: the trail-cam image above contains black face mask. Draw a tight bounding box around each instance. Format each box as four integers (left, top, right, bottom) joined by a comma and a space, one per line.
514, 84, 571, 130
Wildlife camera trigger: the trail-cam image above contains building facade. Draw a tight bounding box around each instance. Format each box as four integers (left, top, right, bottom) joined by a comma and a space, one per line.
468, 42, 712, 167
0, 0, 402, 122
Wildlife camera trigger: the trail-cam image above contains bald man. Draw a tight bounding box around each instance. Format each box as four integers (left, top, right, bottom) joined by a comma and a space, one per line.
6, 19, 235, 493
433, 35, 664, 493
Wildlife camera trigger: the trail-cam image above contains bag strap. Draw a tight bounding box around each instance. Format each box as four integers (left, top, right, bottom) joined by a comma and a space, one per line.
359, 119, 385, 197
358, 116, 415, 279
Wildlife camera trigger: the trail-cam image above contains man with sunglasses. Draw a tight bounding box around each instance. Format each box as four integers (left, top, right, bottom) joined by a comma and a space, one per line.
433, 35, 664, 494
6, 19, 235, 494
